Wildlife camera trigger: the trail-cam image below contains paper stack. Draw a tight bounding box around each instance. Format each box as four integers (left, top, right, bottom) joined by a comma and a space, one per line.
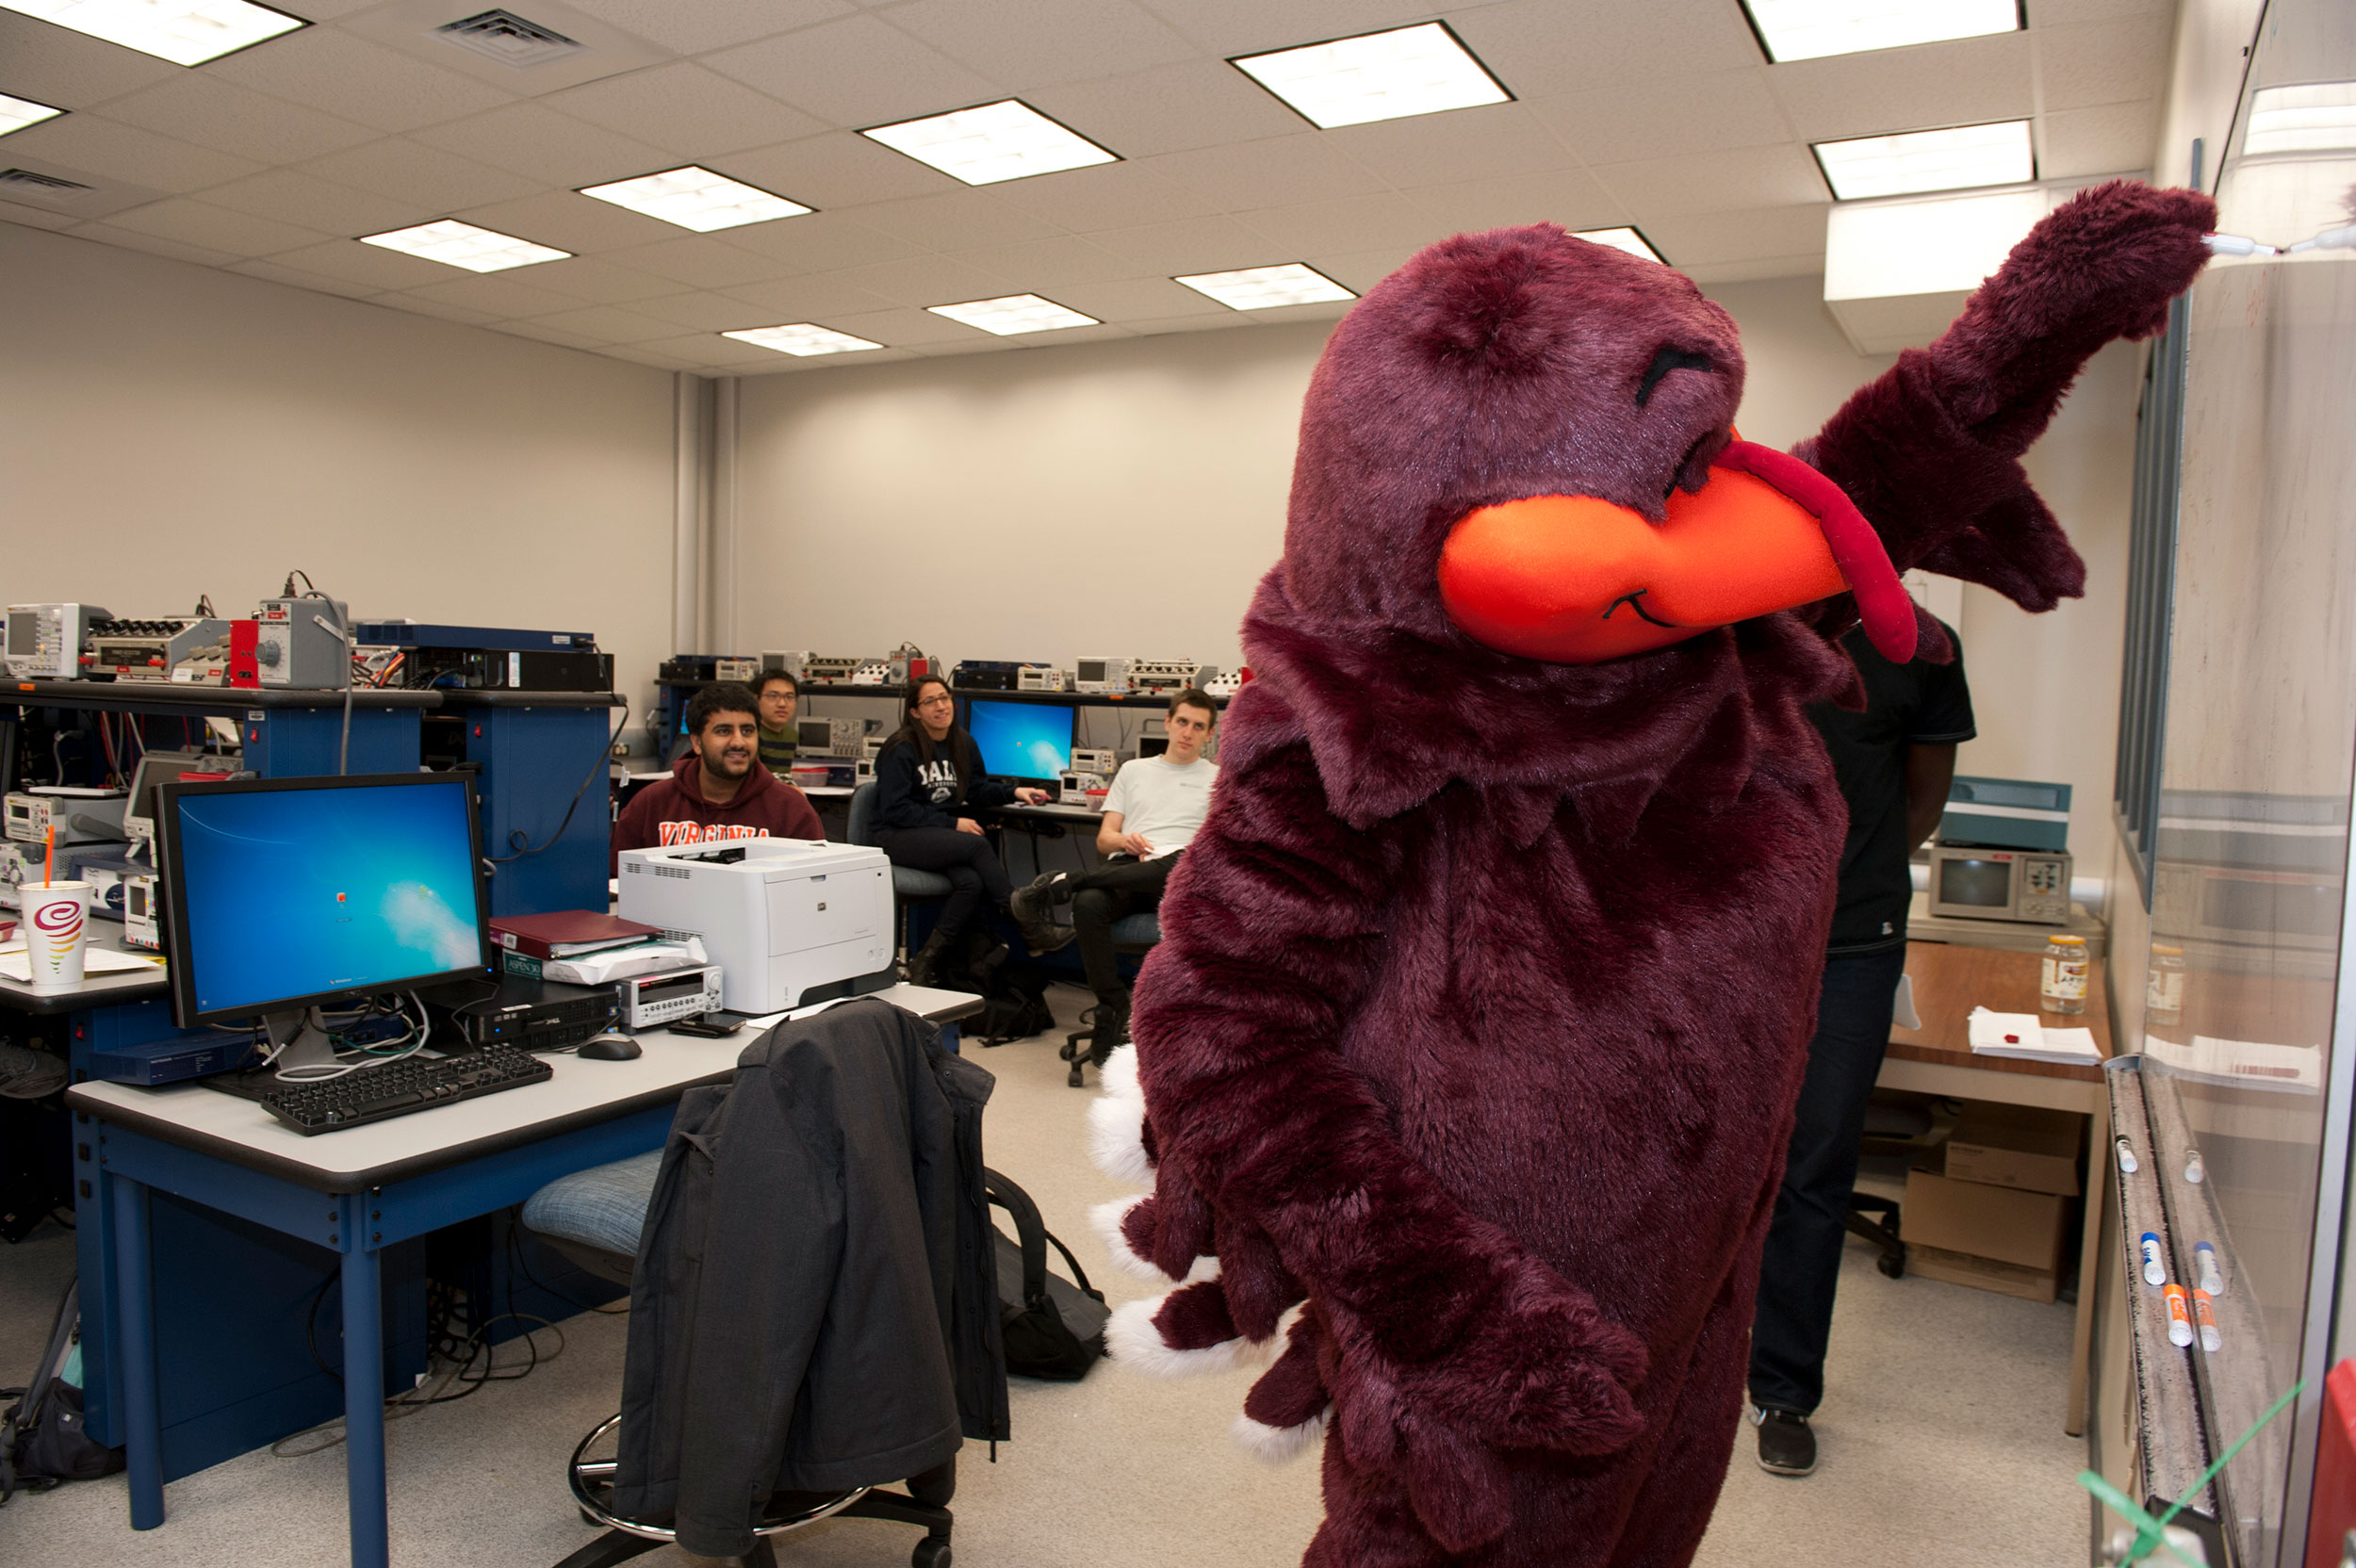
1966, 1007, 2103, 1067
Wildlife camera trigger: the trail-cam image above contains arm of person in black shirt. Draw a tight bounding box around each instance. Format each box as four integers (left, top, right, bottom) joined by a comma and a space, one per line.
1904, 744, 1957, 852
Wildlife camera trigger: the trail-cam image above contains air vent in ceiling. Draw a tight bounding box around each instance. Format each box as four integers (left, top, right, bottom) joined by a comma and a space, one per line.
0, 169, 93, 193
433, 9, 585, 69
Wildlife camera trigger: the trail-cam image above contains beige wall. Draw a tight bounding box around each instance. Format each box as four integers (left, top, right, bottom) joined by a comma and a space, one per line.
0, 220, 677, 731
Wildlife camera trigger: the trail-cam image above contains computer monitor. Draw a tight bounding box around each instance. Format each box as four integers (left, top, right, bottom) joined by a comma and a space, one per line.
155, 772, 491, 1068
966, 699, 1074, 785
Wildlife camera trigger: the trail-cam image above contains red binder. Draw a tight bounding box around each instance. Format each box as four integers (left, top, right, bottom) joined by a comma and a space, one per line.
488, 910, 661, 960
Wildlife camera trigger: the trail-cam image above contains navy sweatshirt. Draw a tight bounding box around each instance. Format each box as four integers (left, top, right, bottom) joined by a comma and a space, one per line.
873, 730, 1016, 831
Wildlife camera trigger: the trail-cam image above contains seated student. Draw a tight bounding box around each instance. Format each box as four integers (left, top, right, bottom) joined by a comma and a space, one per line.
873, 675, 1050, 987
613, 681, 822, 871
755, 669, 799, 777
1009, 688, 1218, 1060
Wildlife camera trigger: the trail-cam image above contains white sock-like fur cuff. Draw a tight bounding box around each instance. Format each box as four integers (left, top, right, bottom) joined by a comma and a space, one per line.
1087, 1092, 1153, 1184
1105, 1297, 1255, 1379
1232, 1406, 1331, 1465
1099, 1041, 1141, 1102
1090, 1196, 1170, 1282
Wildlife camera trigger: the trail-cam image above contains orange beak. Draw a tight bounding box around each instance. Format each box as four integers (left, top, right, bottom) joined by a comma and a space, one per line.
1437, 438, 1917, 665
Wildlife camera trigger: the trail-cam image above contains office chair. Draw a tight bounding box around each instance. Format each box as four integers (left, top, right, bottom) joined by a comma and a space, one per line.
522, 1152, 957, 1568
1058, 911, 1161, 1087
847, 782, 954, 974
1846, 1095, 1938, 1279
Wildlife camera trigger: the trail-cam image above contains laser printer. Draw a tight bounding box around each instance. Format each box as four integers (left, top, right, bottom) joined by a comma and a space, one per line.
614, 838, 892, 1015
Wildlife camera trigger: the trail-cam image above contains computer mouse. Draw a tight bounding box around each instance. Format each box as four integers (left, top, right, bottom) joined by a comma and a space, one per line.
577, 1034, 642, 1061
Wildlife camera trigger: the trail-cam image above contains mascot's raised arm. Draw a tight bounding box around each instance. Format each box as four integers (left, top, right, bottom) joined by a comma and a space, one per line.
1089, 181, 2214, 1567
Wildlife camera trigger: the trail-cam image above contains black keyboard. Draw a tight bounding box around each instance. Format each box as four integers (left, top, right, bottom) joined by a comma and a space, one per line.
256, 1046, 553, 1135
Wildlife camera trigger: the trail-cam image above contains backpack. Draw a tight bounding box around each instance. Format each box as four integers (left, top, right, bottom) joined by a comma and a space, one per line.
969, 966, 1055, 1048
1, 1278, 122, 1505
984, 1168, 1108, 1380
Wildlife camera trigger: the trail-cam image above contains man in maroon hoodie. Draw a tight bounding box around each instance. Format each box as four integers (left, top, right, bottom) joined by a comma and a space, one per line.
613, 683, 823, 872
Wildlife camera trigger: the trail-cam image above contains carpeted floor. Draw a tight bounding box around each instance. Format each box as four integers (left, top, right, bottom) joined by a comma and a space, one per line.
0, 984, 2091, 1565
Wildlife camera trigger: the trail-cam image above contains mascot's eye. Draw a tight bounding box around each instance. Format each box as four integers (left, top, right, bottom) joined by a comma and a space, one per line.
1636, 346, 1713, 407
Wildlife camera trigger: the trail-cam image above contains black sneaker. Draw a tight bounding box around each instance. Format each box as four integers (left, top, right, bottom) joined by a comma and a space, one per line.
1009, 874, 1075, 955
1753, 1407, 1815, 1477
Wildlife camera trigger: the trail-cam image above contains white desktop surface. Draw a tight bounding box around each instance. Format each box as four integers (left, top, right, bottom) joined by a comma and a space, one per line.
66, 983, 980, 1190
0, 923, 170, 1010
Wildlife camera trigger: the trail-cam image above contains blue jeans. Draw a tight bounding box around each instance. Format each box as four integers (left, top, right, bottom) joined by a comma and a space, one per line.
1747, 943, 1909, 1417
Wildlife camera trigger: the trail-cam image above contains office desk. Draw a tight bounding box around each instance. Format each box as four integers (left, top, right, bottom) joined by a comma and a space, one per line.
66, 984, 981, 1568
0, 926, 171, 1013
1877, 939, 2112, 1434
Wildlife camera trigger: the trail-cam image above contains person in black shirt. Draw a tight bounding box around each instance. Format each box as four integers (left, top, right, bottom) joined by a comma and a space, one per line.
1749, 617, 1973, 1478
873, 676, 1050, 986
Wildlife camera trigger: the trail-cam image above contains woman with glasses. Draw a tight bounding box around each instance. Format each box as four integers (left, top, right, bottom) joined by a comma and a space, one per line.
873, 675, 1052, 986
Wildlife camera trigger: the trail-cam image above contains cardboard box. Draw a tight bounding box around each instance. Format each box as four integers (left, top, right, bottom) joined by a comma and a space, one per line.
1943, 1102, 2084, 1196
1901, 1150, 2068, 1302
1906, 1242, 2060, 1304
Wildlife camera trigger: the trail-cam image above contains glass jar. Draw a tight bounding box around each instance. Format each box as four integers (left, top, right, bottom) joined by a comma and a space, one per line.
2147, 944, 2186, 1027
2041, 934, 2089, 1015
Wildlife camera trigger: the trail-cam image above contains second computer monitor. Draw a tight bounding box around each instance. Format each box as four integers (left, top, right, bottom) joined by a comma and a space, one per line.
967, 699, 1073, 785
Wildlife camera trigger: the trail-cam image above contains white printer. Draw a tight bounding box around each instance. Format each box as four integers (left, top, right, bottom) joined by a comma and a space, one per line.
614, 838, 894, 1016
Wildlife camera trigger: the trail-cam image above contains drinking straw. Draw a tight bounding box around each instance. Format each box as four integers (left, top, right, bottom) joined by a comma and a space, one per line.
43, 824, 54, 887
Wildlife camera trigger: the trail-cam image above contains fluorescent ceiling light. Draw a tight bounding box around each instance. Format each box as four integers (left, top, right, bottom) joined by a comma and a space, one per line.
2245, 82, 2356, 155
722, 323, 882, 357
1175, 263, 1355, 310
1, 0, 304, 67
1573, 227, 1667, 264
359, 219, 569, 273
926, 294, 1099, 336
862, 100, 1116, 187
1740, 0, 2019, 63
1233, 22, 1509, 130
0, 91, 64, 137
580, 166, 810, 233
1814, 120, 2033, 200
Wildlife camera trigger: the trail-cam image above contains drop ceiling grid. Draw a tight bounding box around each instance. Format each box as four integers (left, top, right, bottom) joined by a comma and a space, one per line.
0, 0, 2170, 371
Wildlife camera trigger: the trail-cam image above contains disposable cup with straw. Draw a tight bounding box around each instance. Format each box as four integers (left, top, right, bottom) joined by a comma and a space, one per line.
24, 824, 91, 992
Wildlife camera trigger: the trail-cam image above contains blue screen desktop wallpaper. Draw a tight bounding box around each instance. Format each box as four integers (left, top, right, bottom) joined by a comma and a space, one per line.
967, 701, 1073, 781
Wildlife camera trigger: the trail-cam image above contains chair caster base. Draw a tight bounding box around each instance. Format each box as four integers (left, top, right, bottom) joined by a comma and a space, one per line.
913, 1534, 953, 1568
1067, 1061, 1086, 1087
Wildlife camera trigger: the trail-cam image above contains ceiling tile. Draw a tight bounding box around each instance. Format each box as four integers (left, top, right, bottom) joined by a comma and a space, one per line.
947, 234, 1142, 287
1404, 169, 1627, 237
2030, 0, 2171, 21
208, 28, 515, 134
224, 256, 383, 298
990, 160, 1219, 231
101, 197, 335, 256
516, 254, 681, 303
492, 319, 613, 351
2037, 15, 2175, 112
2040, 100, 2158, 179
1525, 71, 1790, 166
714, 210, 922, 272
1, 117, 263, 194
1300, 244, 1415, 292
598, 341, 704, 369
0, 12, 180, 106
450, 189, 677, 253
66, 220, 239, 268
606, 234, 787, 287
1590, 143, 1828, 220
369, 291, 499, 325
702, 15, 998, 129
1048, 275, 1223, 322
92, 74, 378, 165
403, 272, 588, 317
0, 196, 79, 231
1765, 32, 2034, 142
1088, 213, 1294, 274
823, 305, 997, 346
517, 303, 685, 342
412, 102, 675, 189
846, 188, 1064, 249
553, 0, 853, 55
1237, 191, 1447, 256
716, 272, 896, 318
818, 253, 1025, 308
1450, 0, 1763, 99
542, 64, 828, 159
721, 131, 961, 209
271, 237, 470, 288
191, 168, 428, 236
628, 291, 778, 331
1144, 132, 1387, 211
0, 155, 168, 220
1640, 204, 1829, 269
633, 330, 799, 365
1682, 254, 1829, 284
1321, 103, 1578, 190
883, 0, 1196, 92
1122, 311, 1267, 337
1130, 0, 1439, 57
1027, 58, 1304, 158
301, 139, 543, 212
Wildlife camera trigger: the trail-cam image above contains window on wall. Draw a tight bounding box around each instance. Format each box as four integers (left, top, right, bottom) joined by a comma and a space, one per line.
2113, 293, 2190, 908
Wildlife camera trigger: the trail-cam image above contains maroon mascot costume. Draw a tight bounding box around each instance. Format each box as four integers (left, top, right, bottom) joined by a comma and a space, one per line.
1089, 181, 2214, 1566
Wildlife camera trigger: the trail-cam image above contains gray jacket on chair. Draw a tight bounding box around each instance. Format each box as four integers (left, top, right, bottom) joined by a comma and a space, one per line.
610, 998, 990, 1558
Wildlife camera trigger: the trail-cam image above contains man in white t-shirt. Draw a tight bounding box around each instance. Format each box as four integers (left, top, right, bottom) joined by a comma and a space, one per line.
1010, 687, 1219, 1063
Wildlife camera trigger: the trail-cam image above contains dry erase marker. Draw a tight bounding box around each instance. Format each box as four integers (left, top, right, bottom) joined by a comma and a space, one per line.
2184, 1148, 2205, 1184
2195, 1241, 2223, 1295
2140, 1232, 2168, 1285
2164, 1283, 2194, 1347
2115, 1137, 2139, 1174
2193, 1289, 2221, 1352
